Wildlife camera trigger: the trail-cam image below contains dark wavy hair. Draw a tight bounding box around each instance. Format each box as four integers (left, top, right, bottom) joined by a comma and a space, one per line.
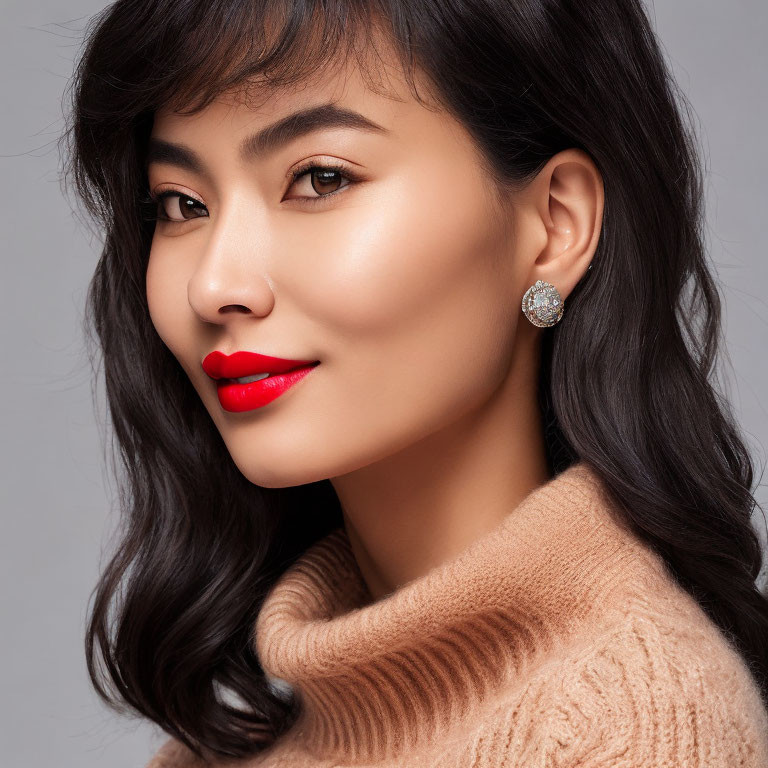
61, 0, 768, 761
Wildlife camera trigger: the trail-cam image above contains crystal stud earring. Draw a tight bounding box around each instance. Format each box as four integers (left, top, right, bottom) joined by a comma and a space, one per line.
521, 280, 564, 327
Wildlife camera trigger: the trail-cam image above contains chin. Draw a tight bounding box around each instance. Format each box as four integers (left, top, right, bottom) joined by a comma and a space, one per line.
229, 451, 337, 489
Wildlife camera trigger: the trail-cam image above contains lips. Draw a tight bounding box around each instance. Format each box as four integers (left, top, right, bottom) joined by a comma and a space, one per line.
202, 350, 319, 380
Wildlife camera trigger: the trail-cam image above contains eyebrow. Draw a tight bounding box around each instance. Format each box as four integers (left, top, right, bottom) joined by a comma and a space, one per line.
145, 103, 388, 178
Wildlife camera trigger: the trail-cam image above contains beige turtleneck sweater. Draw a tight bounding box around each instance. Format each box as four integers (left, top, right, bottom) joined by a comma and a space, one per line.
147, 462, 768, 767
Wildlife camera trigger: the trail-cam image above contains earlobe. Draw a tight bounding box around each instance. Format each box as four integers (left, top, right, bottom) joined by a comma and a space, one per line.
529, 149, 604, 300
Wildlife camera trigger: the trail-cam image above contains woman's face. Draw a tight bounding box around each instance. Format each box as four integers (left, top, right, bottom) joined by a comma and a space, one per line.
146, 58, 533, 488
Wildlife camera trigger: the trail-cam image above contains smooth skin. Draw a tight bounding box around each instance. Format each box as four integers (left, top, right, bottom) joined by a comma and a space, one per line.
146, 46, 604, 603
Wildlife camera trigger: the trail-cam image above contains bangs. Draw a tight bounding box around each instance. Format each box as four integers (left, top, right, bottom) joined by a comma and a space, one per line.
146, 0, 427, 116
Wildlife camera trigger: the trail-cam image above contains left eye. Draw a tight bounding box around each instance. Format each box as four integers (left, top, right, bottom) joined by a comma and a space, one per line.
286, 164, 357, 201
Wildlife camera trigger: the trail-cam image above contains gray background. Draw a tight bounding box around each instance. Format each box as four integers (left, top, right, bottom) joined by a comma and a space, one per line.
1, 2, 766, 766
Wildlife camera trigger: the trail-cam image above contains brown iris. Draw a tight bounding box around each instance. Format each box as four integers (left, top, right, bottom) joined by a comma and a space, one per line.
310, 169, 343, 195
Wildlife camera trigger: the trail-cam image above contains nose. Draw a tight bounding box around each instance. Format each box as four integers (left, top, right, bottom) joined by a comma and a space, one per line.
186, 223, 275, 326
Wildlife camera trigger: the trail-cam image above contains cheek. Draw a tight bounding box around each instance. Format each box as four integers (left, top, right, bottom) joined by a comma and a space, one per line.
283, 175, 510, 349
258, 173, 518, 474
146, 241, 194, 362
146, 247, 172, 344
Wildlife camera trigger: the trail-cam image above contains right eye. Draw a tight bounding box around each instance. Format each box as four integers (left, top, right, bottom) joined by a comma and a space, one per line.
152, 191, 209, 222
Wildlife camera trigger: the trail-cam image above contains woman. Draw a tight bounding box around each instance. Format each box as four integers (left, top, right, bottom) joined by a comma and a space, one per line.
63, 0, 768, 765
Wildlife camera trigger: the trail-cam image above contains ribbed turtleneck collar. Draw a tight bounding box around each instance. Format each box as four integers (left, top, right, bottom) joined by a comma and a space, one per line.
253, 461, 646, 762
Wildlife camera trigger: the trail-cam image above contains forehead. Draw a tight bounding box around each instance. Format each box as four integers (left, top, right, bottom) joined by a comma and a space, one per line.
151, 45, 438, 140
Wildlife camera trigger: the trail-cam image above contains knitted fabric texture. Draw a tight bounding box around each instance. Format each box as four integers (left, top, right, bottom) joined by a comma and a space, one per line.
147, 461, 768, 767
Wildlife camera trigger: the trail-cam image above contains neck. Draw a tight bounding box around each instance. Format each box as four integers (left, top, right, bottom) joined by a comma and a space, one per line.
330, 330, 548, 601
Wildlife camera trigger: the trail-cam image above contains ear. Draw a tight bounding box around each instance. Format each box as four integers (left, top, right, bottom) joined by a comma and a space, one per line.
524, 149, 604, 301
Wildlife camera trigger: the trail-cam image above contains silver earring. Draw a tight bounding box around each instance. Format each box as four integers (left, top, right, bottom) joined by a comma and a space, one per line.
521, 280, 564, 327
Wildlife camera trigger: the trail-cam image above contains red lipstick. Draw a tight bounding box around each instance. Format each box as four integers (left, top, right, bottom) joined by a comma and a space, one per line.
202, 350, 319, 412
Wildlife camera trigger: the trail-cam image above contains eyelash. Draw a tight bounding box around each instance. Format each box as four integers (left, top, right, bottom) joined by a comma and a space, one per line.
140, 161, 359, 224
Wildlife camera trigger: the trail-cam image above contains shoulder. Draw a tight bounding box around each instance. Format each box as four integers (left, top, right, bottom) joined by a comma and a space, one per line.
459, 597, 768, 767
